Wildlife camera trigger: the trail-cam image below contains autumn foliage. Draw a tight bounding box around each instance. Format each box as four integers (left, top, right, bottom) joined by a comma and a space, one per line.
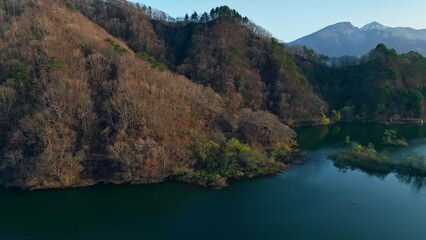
70, 0, 328, 124
0, 0, 297, 189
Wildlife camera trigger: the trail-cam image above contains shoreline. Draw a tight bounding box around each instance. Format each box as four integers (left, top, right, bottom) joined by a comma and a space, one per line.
1, 120, 423, 191
294, 118, 426, 127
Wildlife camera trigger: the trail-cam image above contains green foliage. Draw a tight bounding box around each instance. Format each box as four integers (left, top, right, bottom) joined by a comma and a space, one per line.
49, 57, 62, 70
216, 6, 242, 19
332, 110, 341, 121
332, 143, 392, 177
177, 170, 227, 189
62, 0, 75, 11
13, 63, 27, 81
175, 138, 289, 188
104, 38, 128, 54
374, 44, 398, 57
271, 38, 300, 74
383, 129, 397, 143
180, 6, 247, 25
320, 113, 330, 125
298, 43, 426, 120
137, 52, 168, 71
340, 105, 355, 121
30, 25, 45, 40
332, 143, 426, 179
382, 129, 408, 147
271, 145, 295, 163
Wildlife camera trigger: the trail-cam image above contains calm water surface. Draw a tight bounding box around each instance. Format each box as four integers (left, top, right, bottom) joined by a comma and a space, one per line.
1, 123, 426, 239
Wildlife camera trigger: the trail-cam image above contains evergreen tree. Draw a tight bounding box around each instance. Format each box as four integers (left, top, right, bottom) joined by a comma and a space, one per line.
190, 11, 198, 21
200, 12, 209, 23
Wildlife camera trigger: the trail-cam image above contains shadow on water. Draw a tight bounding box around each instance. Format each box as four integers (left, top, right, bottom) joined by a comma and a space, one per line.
297, 122, 426, 151
396, 173, 426, 190
300, 123, 426, 190
333, 162, 426, 190
1, 122, 426, 239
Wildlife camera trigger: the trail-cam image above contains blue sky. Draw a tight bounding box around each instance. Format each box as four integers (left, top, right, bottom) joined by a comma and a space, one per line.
133, 0, 426, 42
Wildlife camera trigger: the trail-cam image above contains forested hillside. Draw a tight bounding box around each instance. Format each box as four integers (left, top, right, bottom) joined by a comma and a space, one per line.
0, 0, 297, 189
297, 44, 426, 120
70, 0, 328, 124
2, 0, 426, 190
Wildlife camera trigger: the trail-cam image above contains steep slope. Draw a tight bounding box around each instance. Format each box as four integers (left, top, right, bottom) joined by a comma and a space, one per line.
158, 17, 328, 123
290, 22, 426, 57
70, 1, 328, 124
0, 0, 296, 189
70, 0, 166, 62
298, 44, 426, 120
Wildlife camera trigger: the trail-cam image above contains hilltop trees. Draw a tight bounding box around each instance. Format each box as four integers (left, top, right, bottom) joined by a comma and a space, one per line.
69, 0, 426, 125
190, 11, 198, 21
68, 0, 326, 125
0, 0, 299, 189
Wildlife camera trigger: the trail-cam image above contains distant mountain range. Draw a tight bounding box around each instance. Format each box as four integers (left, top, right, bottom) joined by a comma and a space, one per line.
290, 22, 426, 57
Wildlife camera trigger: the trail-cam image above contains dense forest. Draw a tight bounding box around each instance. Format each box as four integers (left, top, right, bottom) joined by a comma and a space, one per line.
72, 0, 426, 124
297, 44, 426, 120
1, 0, 426, 190
0, 0, 298, 189
70, 0, 328, 124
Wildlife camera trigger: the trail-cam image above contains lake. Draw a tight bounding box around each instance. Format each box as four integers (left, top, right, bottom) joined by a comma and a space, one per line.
1, 123, 426, 239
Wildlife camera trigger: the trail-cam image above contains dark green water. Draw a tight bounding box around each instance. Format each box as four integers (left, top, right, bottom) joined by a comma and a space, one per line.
1, 123, 426, 239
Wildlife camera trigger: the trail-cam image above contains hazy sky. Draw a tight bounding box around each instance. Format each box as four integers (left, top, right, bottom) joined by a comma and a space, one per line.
133, 0, 426, 42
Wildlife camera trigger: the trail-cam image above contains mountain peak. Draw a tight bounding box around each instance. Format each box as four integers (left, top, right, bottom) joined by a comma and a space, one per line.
361, 21, 389, 31
331, 22, 356, 28
322, 22, 358, 32
290, 20, 426, 57
334, 21, 353, 26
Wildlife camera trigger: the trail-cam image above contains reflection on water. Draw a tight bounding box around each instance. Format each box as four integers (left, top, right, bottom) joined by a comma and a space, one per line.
299, 123, 426, 190
0, 123, 425, 239
397, 173, 426, 190
297, 122, 426, 151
